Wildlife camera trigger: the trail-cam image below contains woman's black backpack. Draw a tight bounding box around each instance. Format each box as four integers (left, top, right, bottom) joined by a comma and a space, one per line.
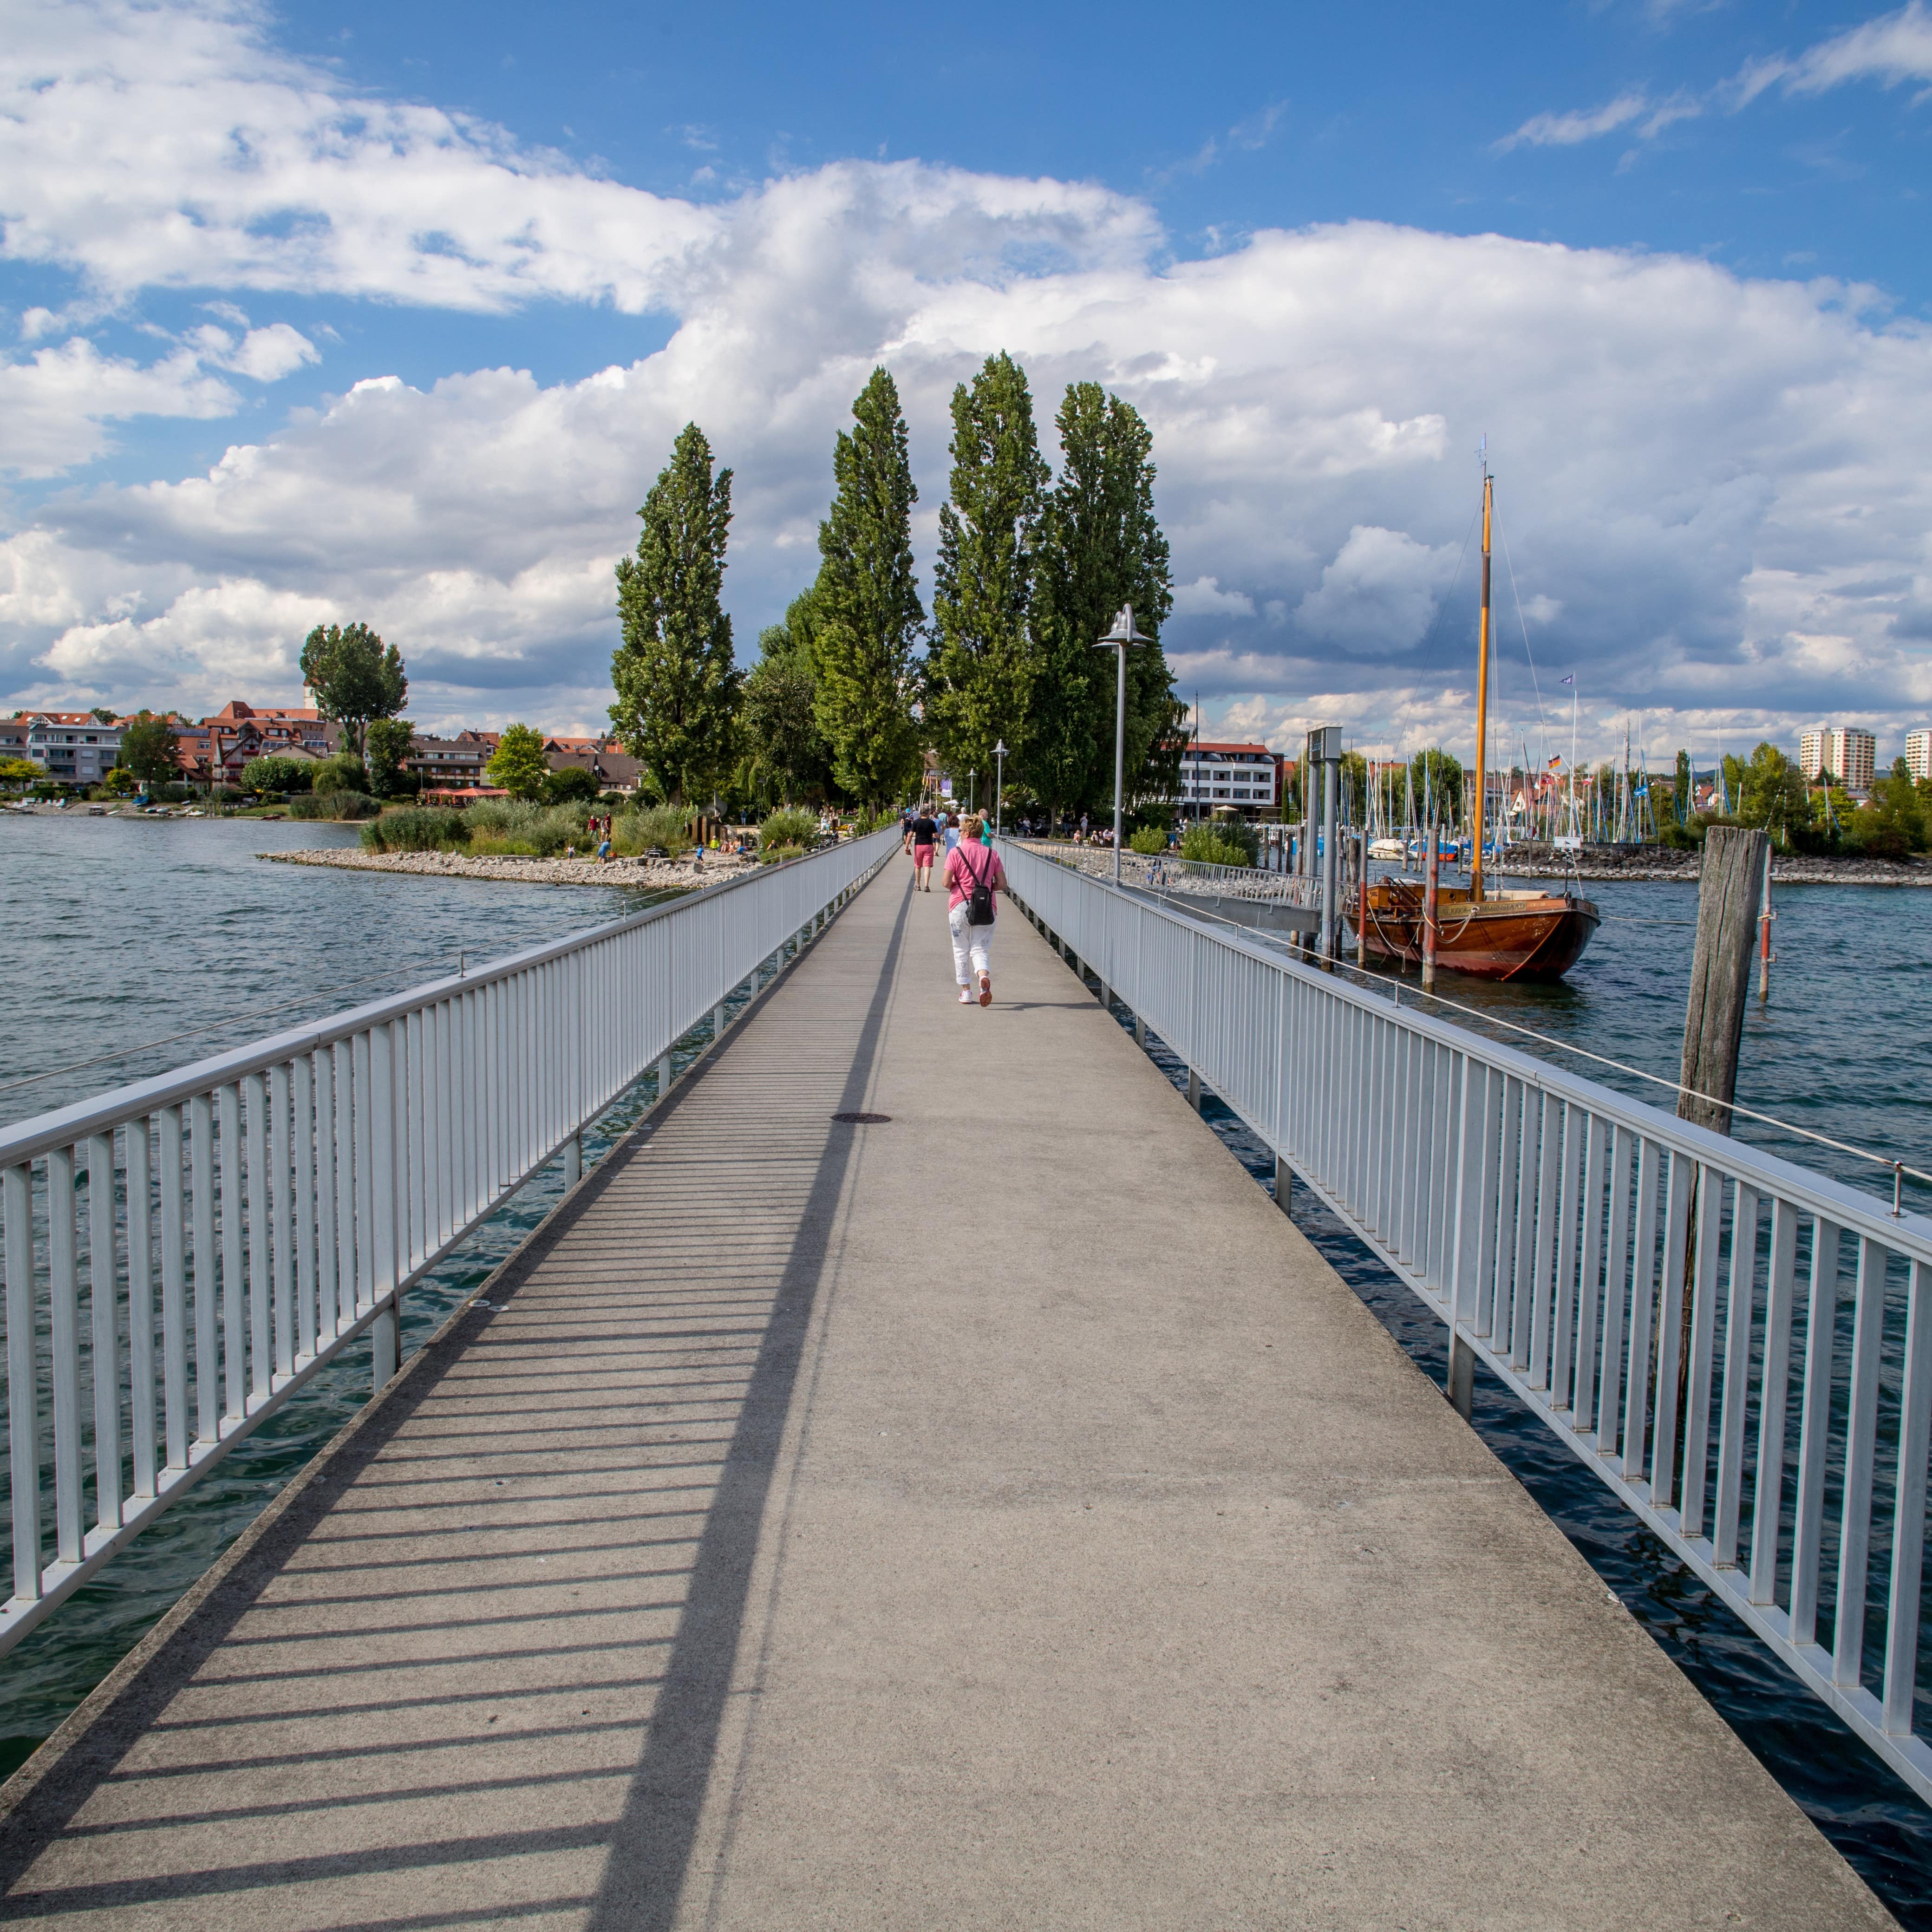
963, 848, 997, 925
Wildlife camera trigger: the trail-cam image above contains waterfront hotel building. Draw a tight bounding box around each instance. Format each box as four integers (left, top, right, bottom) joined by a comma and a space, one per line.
1178, 741, 1284, 818
1799, 724, 1876, 792
1909, 731, 1932, 783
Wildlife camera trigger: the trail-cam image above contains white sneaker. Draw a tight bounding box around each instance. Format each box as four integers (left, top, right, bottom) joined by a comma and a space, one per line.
958, 986, 973, 1003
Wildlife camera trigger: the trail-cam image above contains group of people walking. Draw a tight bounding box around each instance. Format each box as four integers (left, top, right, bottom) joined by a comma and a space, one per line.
902, 806, 1006, 1007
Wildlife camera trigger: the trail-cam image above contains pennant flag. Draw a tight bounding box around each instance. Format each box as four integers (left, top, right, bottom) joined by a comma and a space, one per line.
1547, 754, 1563, 770
1560, 674, 1574, 685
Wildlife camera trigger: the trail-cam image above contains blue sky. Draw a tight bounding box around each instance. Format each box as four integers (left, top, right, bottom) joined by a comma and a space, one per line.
3, 0, 1931, 762
278, 0, 1930, 293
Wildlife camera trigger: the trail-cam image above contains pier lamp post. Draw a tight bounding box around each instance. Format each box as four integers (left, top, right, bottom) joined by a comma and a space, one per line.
1096, 605, 1154, 884
968, 769, 976, 816
993, 739, 1008, 839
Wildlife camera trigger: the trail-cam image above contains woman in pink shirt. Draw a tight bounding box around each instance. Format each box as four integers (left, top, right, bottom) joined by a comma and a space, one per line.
943, 815, 1006, 1006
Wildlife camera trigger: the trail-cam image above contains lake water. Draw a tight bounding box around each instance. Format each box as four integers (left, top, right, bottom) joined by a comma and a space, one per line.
2, 818, 1931, 1917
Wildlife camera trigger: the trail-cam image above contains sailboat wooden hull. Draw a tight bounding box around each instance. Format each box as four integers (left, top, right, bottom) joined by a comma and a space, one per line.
1351, 882, 1600, 982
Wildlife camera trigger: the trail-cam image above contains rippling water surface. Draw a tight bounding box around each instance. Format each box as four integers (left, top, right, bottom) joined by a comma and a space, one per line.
3, 820, 1931, 1919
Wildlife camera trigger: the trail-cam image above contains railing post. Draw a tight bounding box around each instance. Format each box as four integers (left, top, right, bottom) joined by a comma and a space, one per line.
713, 1002, 726, 1043
563, 1133, 581, 1189
1274, 1151, 1292, 1214
1447, 1333, 1475, 1419
1187, 1068, 1201, 1112
372, 1300, 398, 1390
1135, 1013, 1147, 1048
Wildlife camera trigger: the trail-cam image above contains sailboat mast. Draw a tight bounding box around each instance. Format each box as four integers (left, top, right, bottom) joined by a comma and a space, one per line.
1471, 457, 1493, 901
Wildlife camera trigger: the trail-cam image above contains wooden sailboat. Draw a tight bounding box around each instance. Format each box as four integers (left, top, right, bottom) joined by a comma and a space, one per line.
1352, 457, 1599, 982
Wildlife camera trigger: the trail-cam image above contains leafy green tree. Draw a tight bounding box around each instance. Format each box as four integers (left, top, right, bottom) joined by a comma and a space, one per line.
610, 422, 740, 808
741, 593, 837, 806
486, 724, 549, 801
89, 706, 117, 726
241, 754, 313, 794
1409, 747, 1463, 822
363, 718, 416, 799
310, 752, 370, 796
543, 764, 600, 804
1023, 383, 1177, 823
1674, 749, 1691, 823
1736, 742, 1808, 848
0, 756, 42, 788
1848, 757, 1928, 857
926, 352, 1048, 784
300, 622, 406, 757
811, 368, 925, 808
117, 715, 180, 788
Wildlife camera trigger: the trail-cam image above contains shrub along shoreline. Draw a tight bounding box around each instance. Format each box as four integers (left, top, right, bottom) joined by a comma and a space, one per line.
358, 799, 833, 862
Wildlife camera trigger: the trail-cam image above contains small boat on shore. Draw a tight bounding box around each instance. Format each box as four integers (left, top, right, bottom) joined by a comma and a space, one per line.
1350, 449, 1600, 984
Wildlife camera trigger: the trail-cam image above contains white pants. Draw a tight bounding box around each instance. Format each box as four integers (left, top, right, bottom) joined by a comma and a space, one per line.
948, 902, 995, 984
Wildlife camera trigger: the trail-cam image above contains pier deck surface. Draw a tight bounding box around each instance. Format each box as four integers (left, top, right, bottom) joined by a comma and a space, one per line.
0, 866, 1893, 1930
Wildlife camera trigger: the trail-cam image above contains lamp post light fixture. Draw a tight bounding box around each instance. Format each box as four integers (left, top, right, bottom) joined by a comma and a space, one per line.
1095, 604, 1154, 884
993, 739, 1008, 839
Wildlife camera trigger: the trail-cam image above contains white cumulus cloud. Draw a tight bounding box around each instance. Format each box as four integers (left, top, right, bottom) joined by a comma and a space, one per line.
0, 338, 238, 476
1294, 527, 1461, 655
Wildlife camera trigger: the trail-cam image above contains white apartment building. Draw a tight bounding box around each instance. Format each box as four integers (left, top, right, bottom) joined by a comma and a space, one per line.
1179, 741, 1281, 817
1799, 724, 1876, 791
1908, 731, 1932, 783
24, 712, 123, 787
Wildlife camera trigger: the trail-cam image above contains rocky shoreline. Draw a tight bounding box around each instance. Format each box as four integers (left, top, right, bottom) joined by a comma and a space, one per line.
265, 848, 756, 888
1469, 851, 1932, 887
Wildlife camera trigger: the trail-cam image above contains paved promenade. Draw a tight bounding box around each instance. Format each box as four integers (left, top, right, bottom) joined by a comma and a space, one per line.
0, 864, 1893, 1928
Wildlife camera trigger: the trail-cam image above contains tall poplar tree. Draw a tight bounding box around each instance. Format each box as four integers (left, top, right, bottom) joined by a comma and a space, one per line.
811, 368, 924, 809
740, 587, 837, 807
926, 352, 1048, 783
610, 422, 740, 806
1024, 383, 1180, 824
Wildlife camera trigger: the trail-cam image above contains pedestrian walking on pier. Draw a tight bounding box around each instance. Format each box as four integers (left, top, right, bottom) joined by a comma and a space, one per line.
906, 806, 939, 892
945, 814, 1005, 1006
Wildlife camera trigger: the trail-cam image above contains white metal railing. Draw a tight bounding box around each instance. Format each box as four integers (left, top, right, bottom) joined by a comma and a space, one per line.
1001, 837, 1932, 1805
0, 828, 899, 1652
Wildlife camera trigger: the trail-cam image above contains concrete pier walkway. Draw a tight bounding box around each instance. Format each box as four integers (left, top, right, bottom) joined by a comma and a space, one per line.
0, 866, 1893, 1929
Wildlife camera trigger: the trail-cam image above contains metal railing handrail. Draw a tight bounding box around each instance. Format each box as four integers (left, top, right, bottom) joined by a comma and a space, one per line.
0, 828, 900, 1654
999, 835, 1932, 1806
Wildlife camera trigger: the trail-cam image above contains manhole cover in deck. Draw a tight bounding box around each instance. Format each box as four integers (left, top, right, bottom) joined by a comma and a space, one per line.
830, 1112, 892, 1124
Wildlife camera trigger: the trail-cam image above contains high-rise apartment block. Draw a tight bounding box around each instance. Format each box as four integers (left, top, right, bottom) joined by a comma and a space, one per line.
1798, 725, 1876, 791
1908, 731, 1932, 783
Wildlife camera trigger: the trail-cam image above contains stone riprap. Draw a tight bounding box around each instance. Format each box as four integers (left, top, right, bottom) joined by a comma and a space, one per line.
264, 847, 758, 888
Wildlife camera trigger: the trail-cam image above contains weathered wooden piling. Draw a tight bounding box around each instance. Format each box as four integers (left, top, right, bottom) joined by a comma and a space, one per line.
1679, 824, 1769, 1135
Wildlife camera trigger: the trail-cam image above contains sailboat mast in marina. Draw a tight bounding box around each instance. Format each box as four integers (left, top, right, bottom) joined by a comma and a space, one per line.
1472, 454, 1493, 900
1350, 448, 1601, 982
